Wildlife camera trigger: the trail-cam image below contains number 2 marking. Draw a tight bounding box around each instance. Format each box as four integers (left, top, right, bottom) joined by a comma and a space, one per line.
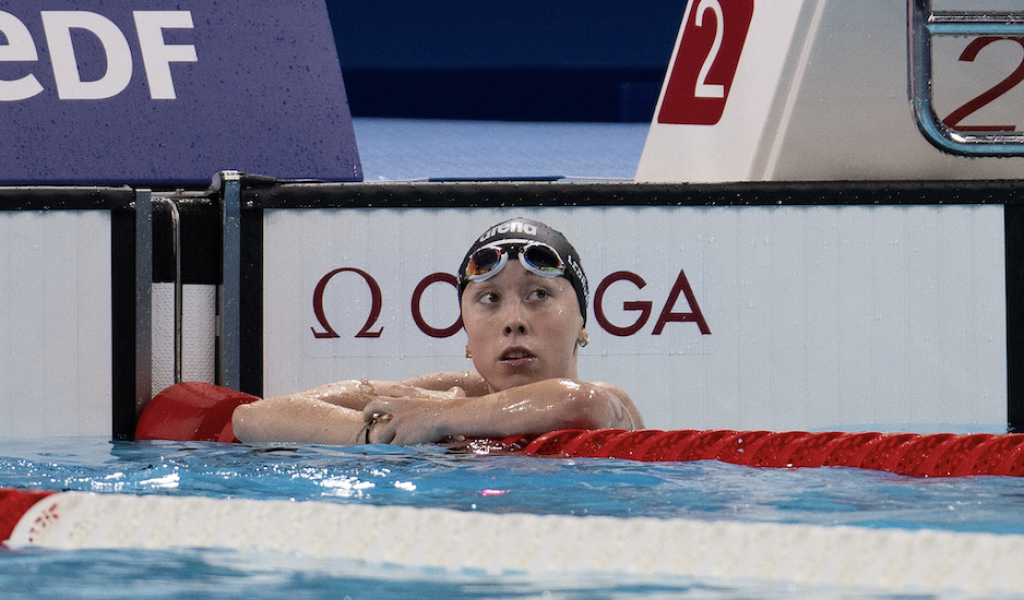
695, 0, 725, 99
942, 37, 1024, 132
658, 0, 754, 125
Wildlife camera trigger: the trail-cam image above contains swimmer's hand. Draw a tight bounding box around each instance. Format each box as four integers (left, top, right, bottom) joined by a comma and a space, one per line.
362, 388, 465, 445
362, 379, 644, 446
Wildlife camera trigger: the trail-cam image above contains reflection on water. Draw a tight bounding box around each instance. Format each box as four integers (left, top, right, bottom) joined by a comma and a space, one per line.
2, 436, 1023, 600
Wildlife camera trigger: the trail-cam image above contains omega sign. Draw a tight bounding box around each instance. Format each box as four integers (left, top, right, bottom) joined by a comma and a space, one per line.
311, 268, 710, 340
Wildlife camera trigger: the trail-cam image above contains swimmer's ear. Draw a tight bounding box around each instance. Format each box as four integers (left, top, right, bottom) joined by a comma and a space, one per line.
577, 328, 589, 348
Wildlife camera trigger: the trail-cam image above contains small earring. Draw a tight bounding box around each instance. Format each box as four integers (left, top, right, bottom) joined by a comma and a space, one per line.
578, 330, 589, 348
465, 346, 472, 359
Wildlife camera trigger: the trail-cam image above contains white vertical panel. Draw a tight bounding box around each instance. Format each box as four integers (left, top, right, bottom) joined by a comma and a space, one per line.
183, 285, 217, 384
0, 211, 111, 437
735, 208, 774, 427
151, 283, 175, 394
794, 207, 828, 427
151, 283, 217, 397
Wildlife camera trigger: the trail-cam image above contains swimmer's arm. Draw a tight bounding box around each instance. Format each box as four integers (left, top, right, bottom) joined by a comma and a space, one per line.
259, 378, 463, 412
229, 379, 418, 445
231, 377, 474, 445
399, 371, 490, 397
232, 395, 368, 445
366, 379, 644, 445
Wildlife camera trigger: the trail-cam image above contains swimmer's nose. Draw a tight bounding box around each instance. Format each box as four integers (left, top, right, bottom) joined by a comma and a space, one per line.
504, 322, 527, 335
502, 301, 528, 336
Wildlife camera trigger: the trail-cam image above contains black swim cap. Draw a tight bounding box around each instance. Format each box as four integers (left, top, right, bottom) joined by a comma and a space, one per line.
458, 217, 589, 325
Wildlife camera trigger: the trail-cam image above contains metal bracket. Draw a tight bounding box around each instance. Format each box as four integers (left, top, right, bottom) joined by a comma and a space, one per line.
152, 196, 183, 385
134, 189, 153, 419
908, 0, 1024, 156
218, 170, 242, 391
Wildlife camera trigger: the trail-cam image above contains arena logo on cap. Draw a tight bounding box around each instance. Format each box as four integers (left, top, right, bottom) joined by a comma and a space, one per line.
477, 222, 537, 243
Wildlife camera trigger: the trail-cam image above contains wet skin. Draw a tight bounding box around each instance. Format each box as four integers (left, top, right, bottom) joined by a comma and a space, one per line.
461, 261, 587, 393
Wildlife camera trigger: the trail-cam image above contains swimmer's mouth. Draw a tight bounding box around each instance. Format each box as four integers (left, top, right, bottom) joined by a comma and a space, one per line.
500, 348, 534, 362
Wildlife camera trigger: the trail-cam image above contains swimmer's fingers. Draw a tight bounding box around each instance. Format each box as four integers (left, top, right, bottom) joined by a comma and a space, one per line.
366, 412, 396, 445
363, 399, 444, 446
362, 401, 391, 444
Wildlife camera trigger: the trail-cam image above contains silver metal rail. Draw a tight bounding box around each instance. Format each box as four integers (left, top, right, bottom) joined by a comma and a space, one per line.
908, 0, 1024, 156
152, 196, 183, 385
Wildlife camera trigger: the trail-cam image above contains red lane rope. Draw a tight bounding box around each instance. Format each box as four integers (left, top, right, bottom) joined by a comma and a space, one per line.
0, 489, 54, 543
522, 429, 1024, 477
135, 383, 1024, 478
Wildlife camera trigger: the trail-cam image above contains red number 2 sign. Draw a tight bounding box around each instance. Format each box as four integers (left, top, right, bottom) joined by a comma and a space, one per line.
658, 0, 755, 125
942, 37, 1024, 132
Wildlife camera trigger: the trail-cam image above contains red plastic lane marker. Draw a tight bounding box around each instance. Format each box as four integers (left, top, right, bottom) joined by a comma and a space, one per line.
922, 433, 994, 477
955, 434, 1024, 476
635, 430, 700, 461
524, 429, 1024, 478
521, 430, 588, 455
774, 431, 845, 468
888, 433, 958, 477
712, 431, 773, 466
600, 430, 665, 460
670, 430, 737, 462
0, 489, 55, 543
815, 432, 886, 468
557, 430, 627, 457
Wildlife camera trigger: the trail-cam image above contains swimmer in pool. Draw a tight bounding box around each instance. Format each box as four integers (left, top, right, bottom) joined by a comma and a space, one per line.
232, 217, 643, 445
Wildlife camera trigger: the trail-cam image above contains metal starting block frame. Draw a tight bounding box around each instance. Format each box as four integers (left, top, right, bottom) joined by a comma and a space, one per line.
910, 0, 1024, 156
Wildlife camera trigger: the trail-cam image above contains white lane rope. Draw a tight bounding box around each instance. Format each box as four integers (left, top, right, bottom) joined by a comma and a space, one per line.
7, 491, 1024, 596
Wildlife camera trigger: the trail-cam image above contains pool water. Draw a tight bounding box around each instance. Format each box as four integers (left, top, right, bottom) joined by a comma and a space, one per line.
2, 436, 1024, 599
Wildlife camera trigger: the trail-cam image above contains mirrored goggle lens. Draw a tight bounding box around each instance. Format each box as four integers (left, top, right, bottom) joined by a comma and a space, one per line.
465, 247, 505, 280
521, 244, 564, 276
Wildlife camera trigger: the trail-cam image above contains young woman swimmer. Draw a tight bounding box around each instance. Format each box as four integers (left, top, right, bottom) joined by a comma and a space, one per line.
232, 217, 643, 445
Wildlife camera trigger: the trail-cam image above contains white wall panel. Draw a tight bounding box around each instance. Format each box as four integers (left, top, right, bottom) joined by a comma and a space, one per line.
0, 211, 111, 437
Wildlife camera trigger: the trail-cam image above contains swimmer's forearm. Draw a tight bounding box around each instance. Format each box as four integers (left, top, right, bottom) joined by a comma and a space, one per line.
432, 380, 636, 439
400, 371, 489, 396
282, 380, 402, 411
232, 396, 366, 445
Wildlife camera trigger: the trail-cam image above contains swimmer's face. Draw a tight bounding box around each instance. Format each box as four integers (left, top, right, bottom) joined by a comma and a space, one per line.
461, 261, 586, 393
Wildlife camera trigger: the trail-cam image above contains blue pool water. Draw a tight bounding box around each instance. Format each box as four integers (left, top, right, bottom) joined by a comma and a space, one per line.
351, 118, 649, 181
2, 436, 1024, 599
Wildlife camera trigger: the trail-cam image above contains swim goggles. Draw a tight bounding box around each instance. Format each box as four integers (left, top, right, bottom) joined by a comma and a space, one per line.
463, 240, 566, 283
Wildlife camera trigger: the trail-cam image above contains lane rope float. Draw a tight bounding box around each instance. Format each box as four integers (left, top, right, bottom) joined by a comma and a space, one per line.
1, 488, 1023, 596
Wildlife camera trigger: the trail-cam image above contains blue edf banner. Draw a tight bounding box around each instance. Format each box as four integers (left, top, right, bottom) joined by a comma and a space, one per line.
0, 0, 361, 184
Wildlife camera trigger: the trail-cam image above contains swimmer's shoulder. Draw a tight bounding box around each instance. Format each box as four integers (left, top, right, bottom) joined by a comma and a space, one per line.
590, 381, 644, 429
